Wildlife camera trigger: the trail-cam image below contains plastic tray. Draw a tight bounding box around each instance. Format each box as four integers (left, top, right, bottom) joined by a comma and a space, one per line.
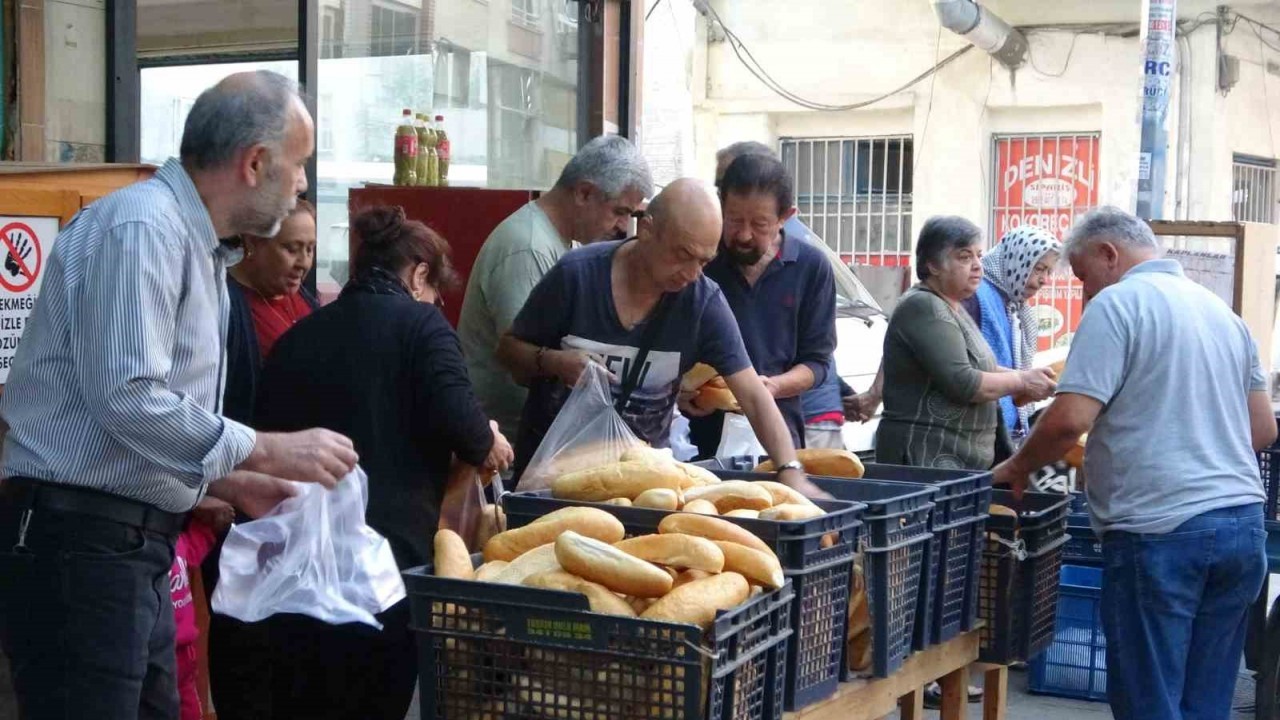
501, 490, 863, 712
406, 559, 794, 720
1028, 565, 1107, 702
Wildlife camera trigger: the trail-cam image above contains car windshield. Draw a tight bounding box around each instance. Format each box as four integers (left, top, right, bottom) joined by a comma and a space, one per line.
800, 235, 884, 320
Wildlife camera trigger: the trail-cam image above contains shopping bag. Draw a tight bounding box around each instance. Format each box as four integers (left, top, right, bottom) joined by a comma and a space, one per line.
211, 466, 406, 629
518, 362, 647, 492
716, 412, 766, 461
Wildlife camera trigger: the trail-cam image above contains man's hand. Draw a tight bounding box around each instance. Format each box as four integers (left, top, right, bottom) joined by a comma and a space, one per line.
192, 496, 236, 533
760, 376, 782, 399
484, 421, 514, 474
242, 429, 358, 489
207, 470, 299, 519
991, 460, 1030, 502
843, 391, 881, 423
777, 467, 832, 500
677, 390, 716, 418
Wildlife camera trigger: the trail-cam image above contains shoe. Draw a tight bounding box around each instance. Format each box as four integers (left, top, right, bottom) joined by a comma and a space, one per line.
922, 682, 984, 709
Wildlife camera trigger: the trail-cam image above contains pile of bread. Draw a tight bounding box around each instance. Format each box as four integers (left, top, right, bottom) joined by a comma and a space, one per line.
548, 446, 831, 522
434, 506, 787, 629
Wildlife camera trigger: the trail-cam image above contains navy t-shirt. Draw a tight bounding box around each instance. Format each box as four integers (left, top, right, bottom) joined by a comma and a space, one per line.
510, 240, 752, 478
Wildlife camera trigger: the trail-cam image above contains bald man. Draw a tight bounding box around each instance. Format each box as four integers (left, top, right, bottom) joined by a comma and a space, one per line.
497, 179, 820, 495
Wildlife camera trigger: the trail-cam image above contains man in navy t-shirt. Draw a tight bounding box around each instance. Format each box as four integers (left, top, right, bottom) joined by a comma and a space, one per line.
498, 179, 820, 496
687, 153, 837, 457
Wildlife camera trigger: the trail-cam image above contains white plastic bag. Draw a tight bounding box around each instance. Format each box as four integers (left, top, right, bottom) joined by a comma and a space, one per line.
519, 363, 646, 492
716, 412, 766, 461
211, 466, 406, 629
668, 410, 698, 462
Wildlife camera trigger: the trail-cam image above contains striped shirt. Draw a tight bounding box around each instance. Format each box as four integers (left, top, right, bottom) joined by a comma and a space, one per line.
0, 158, 257, 512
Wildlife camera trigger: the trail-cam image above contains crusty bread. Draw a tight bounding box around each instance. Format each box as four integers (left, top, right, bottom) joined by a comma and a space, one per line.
523, 569, 637, 617
672, 569, 712, 589
433, 529, 474, 580
613, 534, 725, 573
753, 480, 819, 508
604, 497, 633, 507
492, 544, 562, 585
555, 531, 674, 598
633, 488, 682, 511
695, 379, 740, 413
724, 509, 760, 519
657, 513, 774, 555
551, 462, 687, 502
474, 561, 508, 582
683, 481, 773, 513
759, 503, 826, 522
681, 499, 719, 515
641, 572, 750, 628
989, 504, 1018, 518
713, 541, 784, 590
755, 448, 865, 479
675, 463, 722, 488
680, 362, 721, 393
484, 507, 625, 562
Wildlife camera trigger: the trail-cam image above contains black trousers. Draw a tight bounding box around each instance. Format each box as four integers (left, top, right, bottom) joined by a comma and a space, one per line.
0, 500, 179, 720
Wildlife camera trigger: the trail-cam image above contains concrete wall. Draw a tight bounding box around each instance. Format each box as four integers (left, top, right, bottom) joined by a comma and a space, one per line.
43, 0, 105, 162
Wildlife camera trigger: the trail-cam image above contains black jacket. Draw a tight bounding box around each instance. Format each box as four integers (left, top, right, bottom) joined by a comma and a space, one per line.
223, 277, 319, 425
254, 288, 494, 569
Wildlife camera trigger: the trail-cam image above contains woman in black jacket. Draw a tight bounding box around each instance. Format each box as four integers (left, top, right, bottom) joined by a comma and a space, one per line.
252, 206, 513, 720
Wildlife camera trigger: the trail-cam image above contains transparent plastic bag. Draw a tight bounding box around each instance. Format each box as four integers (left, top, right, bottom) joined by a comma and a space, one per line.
716, 412, 766, 461
211, 466, 406, 629
518, 362, 646, 492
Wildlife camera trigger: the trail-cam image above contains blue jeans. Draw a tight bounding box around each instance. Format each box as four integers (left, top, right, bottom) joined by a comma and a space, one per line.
1101, 504, 1266, 720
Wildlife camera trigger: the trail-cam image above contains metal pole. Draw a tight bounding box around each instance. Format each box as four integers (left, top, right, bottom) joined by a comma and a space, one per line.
1136, 0, 1177, 219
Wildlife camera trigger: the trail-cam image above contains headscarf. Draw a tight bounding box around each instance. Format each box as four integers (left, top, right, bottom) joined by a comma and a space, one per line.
982, 227, 1062, 430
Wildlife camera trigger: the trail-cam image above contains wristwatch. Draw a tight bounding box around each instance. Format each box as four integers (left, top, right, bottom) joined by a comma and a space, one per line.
775, 460, 805, 475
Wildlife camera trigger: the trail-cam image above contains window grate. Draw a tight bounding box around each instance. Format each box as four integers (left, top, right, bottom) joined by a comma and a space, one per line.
1232, 155, 1277, 224
780, 136, 914, 267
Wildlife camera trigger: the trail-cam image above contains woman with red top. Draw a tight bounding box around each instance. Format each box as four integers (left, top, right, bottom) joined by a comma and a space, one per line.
206, 199, 318, 720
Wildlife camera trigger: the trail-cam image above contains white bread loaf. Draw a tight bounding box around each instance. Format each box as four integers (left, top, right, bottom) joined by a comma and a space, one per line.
484, 506, 624, 562
640, 572, 750, 628
554, 531, 674, 598
612, 534, 725, 573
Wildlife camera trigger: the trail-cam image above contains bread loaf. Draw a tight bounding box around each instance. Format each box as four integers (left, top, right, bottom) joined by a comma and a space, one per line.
604, 497, 633, 507
753, 480, 819, 508
681, 499, 719, 515
492, 543, 561, 585
473, 561, 508, 582
523, 569, 637, 617
755, 448, 865, 478
619, 445, 675, 465
657, 513, 774, 555
681, 362, 720, 393
554, 531, 674, 598
989, 504, 1017, 518
759, 503, 825, 522
672, 569, 712, 589
473, 504, 505, 550
641, 572, 750, 628
683, 481, 773, 513
694, 377, 740, 413
484, 506, 625, 562
675, 463, 722, 488
433, 529, 474, 580
613, 534, 725, 573
552, 462, 687, 502
714, 541, 784, 589
724, 509, 760, 519
633, 488, 682, 511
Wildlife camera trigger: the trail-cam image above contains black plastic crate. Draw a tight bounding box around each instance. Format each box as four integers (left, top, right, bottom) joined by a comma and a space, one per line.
913, 531, 937, 652
502, 490, 863, 712
1062, 513, 1103, 567
406, 560, 794, 720
977, 489, 1072, 665
931, 513, 987, 644
1260, 444, 1280, 522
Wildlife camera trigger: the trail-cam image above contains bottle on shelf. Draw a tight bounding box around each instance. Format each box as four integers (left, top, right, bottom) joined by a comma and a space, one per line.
434, 114, 450, 186
414, 113, 430, 187
393, 108, 418, 186
424, 113, 440, 187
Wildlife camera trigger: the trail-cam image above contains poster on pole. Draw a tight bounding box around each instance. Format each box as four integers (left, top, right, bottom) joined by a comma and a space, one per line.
991, 133, 1101, 352
0, 216, 58, 383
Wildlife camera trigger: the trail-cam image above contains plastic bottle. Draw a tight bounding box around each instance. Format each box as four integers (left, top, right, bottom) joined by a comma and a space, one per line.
424, 114, 440, 187
393, 109, 418, 186
434, 114, 450, 186
414, 114, 430, 187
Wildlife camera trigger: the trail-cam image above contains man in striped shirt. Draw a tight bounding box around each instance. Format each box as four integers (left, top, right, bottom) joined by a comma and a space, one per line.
0, 71, 358, 719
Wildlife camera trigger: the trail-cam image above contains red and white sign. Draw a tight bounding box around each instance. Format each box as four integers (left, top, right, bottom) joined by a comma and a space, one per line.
991, 134, 1101, 351
0, 216, 58, 383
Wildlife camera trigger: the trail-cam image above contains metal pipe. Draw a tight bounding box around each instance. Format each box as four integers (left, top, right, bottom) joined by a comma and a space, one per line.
931, 0, 1027, 69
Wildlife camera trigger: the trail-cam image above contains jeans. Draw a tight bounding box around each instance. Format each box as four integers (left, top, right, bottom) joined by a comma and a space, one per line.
1101, 504, 1266, 720
0, 501, 179, 720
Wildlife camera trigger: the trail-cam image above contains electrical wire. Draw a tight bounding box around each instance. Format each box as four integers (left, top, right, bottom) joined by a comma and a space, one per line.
645, 0, 662, 22
696, 0, 974, 113
914, 25, 943, 172
1026, 31, 1080, 78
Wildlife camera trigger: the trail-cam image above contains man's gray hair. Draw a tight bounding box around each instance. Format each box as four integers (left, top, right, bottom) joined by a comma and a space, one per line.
1065, 206, 1161, 255
555, 134, 654, 198
715, 140, 774, 165
180, 70, 302, 170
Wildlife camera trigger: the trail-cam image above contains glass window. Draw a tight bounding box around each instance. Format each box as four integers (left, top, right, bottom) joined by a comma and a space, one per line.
313, 0, 581, 298
138, 61, 299, 167
137, 0, 298, 60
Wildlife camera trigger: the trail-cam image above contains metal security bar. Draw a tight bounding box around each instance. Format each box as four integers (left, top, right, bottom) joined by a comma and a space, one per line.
780, 136, 914, 267
1232, 154, 1277, 224
990, 133, 1101, 352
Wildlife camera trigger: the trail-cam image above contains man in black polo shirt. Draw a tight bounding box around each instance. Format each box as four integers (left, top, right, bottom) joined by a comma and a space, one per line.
685, 153, 836, 458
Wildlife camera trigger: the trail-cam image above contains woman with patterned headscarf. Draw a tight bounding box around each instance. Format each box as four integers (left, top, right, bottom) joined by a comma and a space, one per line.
961, 226, 1062, 445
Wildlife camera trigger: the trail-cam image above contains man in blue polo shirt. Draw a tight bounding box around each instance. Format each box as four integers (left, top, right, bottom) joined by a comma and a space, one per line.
686, 152, 836, 457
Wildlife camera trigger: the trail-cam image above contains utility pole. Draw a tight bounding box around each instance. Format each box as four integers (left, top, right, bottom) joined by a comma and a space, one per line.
1136, 0, 1177, 219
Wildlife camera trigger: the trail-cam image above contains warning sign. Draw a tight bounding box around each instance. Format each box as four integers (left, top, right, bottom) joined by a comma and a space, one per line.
0, 216, 58, 384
